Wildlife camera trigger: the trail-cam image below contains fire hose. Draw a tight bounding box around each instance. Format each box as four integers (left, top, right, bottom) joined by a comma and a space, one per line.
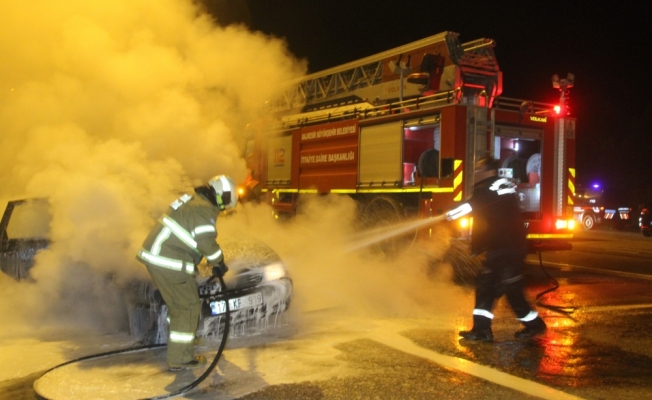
533, 251, 578, 321
34, 274, 231, 400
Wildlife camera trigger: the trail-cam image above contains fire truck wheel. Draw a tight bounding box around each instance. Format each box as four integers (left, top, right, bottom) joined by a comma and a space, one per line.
582, 213, 596, 230
358, 195, 411, 256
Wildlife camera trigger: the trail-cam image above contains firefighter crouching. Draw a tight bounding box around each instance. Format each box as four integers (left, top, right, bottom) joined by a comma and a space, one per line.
137, 175, 237, 371
446, 157, 547, 342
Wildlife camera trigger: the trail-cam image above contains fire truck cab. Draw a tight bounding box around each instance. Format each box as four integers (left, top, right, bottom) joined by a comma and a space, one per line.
242, 32, 576, 253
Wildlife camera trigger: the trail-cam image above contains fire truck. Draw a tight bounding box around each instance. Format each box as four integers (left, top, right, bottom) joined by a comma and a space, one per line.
573, 184, 633, 231
241, 31, 576, 253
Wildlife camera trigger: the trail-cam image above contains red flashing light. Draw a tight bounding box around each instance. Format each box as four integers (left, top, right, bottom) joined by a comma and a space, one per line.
552, 104, 570, 116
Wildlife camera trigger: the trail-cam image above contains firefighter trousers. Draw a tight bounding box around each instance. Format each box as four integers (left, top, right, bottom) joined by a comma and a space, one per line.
473, 247, 533, 327
144, 263, 201, 366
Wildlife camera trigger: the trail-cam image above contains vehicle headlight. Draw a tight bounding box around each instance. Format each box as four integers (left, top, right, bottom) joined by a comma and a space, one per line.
263, 262, 287, 281
555, 219, 575, 230
459, 217, 471, 229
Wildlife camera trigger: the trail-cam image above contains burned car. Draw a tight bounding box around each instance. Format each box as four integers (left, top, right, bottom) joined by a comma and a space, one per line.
0, 198, 292, 343
130, 237, 293, 344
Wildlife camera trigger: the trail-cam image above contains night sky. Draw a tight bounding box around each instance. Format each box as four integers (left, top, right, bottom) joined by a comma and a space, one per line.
203, 0, 652, 203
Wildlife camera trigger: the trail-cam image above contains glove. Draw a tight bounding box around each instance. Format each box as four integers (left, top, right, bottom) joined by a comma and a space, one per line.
212, 261, 229, 278
446, 203, 472, 221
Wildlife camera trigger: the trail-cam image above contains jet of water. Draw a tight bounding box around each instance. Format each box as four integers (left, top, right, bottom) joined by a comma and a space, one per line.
346, 215, 447, 252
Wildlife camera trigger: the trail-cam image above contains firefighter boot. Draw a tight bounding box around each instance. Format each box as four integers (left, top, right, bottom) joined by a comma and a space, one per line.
169, 355, 207, 372
515, 316, 547, 339
459, 315, 493, 342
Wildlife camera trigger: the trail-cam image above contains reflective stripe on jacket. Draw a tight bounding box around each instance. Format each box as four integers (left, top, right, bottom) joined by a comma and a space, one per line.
137, 248, 195, 275
169, 330, 195, 344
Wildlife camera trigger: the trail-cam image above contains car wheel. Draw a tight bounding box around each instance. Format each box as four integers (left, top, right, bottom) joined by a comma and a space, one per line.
582, 213, 596, 230
643, 229, 652, 237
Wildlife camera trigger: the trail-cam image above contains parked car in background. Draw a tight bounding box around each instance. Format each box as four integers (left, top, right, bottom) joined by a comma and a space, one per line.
639, 203, 652, 237
573, 185, 633, 231
0, 198, 292, 343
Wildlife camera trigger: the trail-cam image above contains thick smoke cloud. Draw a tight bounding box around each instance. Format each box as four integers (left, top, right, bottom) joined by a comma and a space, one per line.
0, 1, 467, 336
0, 0, 305, 330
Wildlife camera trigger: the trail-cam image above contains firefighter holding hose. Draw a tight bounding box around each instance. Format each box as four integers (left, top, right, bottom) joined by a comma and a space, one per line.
136, 175, 237, 371
446, 157, 546, 342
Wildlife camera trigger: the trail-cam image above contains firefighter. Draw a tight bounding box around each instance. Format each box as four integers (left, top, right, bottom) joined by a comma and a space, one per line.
446, 157, 546, 342
136, 175, 237, 371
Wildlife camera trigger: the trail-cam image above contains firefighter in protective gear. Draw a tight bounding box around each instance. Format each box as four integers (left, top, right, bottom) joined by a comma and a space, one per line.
446, 157, 546, 342
136, 175, 237, 371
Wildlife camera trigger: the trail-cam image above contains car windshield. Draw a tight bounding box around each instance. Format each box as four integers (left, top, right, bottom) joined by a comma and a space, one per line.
6, 199, 51, 240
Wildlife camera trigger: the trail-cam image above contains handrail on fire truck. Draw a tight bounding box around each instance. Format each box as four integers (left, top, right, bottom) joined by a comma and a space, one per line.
493, 97, 557, 114
278, 89, 457, 129
276, 89, 557, 131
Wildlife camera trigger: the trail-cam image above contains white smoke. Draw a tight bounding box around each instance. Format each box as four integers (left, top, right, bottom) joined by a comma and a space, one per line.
0, 0, 305, 330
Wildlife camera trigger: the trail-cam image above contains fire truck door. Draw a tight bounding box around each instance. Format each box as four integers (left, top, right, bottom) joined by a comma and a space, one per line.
359, 121, 403, 186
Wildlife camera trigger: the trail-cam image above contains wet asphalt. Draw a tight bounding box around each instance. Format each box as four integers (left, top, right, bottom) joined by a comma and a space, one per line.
6, 273, 652, 400
230, 266, 652, 400
227, 321, 652, 399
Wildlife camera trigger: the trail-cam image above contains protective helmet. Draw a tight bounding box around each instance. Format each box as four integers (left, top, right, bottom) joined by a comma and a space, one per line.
208, 175, 238, 210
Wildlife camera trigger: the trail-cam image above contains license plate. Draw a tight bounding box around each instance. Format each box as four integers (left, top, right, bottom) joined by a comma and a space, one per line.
210, 292, 263, 315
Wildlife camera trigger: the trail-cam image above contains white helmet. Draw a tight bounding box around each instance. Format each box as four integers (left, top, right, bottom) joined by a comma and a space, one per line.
208, 175, 238, 210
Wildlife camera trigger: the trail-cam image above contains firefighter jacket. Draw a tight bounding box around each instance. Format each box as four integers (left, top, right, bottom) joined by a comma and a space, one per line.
137, 193, 224, 275
468, 176, 527, 255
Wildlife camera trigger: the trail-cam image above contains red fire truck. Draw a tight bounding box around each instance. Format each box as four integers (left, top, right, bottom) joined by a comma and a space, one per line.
241, 31, 576, 253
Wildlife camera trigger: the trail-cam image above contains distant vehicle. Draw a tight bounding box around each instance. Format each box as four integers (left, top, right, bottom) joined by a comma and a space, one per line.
639, 203, 652, 237
0, 198, 292, 344
573, 185, 633, 230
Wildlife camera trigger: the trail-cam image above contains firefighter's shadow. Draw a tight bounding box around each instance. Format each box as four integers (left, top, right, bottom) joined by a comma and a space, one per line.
165, 369, 198, 392
202, 355, 270, 397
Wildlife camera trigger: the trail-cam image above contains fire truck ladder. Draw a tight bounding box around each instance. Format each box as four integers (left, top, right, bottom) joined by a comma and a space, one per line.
465, 105, 496, 198
269, 31, 499, 114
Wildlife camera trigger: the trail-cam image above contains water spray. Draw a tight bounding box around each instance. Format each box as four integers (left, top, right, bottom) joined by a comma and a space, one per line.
346, 214, 447, 253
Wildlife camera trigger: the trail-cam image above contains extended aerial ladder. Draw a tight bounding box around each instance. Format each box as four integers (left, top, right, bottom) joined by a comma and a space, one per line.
268, 31, 503, 117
